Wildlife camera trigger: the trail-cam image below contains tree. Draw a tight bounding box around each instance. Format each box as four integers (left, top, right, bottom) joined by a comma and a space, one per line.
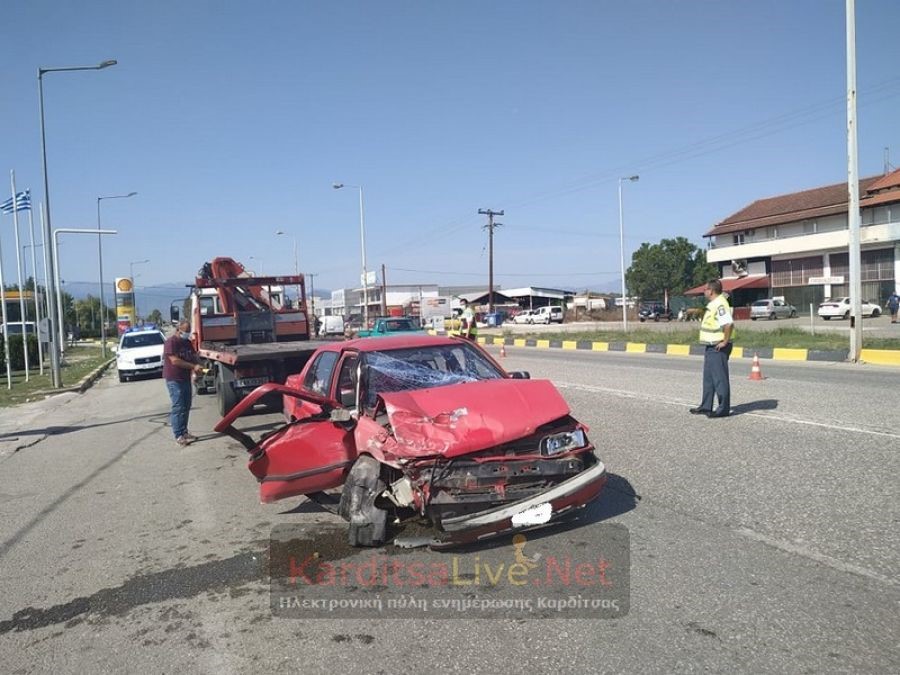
625, 237, 718, 300
74, 295, 115, 332
146, 309, 164, 325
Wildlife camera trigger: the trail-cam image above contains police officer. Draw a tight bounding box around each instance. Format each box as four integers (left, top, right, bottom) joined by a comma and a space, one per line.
690, 280, 734, 418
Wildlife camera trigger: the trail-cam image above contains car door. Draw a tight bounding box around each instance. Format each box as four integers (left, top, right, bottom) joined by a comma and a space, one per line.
247, 351, 359, 503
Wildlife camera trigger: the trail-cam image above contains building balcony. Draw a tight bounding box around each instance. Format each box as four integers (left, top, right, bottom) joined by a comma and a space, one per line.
706, 221, 900, 263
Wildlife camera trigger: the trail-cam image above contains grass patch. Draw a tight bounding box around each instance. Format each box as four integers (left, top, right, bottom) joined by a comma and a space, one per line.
503, 327, 900, 351
0, 346, 113, 407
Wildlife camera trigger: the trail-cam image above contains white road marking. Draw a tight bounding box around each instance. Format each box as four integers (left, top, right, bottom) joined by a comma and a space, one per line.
734, 527, 897, 587
555, 381, 900, 440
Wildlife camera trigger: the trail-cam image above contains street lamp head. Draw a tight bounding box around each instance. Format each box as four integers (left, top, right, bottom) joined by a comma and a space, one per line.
332, 182, 344, 190
126, 191, 137, 197
275, 230, 285, 235
627, 175, 639, 182
98, 60, 117, 69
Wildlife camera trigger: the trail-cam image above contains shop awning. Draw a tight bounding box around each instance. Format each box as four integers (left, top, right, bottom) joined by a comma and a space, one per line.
684, 275, 770, 296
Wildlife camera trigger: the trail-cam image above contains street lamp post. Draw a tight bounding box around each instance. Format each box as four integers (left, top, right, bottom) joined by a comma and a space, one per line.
275, 230, 302, 309
618, 175, 639, 332
332, 183, 369, 327
38, 58, 117, 387
98, 191, 137, 356
129, 259, 149, 323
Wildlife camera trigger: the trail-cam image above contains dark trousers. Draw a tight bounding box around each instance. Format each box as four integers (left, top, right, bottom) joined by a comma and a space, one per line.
166, 379, 192, 439
700, 343, 732, 413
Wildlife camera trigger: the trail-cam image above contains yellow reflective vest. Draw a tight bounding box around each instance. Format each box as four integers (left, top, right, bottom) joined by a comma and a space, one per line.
699, 294, 734, 344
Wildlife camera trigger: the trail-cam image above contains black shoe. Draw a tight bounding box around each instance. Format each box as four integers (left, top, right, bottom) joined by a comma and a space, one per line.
708, 409, 731, 418
689, 407, 712, 415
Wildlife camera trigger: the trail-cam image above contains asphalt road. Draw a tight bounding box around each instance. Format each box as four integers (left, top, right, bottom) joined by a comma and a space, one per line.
0, 350, 897, 673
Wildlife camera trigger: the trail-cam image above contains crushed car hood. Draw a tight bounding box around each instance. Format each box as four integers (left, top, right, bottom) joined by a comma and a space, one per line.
379, 378, 570, 459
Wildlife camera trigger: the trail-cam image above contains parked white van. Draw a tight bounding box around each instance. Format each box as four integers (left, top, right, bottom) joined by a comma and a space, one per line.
533, 306, 564, 324
318, 315, 345, 336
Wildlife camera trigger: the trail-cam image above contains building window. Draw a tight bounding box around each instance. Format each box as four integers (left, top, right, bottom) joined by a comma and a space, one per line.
733, 233, 745, 246
802, 220, 816, 234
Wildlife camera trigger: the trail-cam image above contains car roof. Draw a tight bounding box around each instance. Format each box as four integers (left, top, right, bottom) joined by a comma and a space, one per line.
329, 333, 467, 353
120, 328, 164, 338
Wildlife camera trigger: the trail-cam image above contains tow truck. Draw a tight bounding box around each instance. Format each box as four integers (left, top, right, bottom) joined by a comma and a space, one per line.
178, 257, 318, 415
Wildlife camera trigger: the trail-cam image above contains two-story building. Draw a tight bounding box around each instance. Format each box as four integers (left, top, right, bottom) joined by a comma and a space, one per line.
701, 168, 900, 310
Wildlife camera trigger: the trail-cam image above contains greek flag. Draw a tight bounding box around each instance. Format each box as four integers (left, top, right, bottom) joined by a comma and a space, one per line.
1, 190, 32, 214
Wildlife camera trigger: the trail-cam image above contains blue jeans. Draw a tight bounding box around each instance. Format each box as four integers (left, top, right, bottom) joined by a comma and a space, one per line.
166, 380, 192, 439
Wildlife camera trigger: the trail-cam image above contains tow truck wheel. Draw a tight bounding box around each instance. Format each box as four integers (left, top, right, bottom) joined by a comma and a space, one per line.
338, 455, 388, 547
216, 367, 238, 417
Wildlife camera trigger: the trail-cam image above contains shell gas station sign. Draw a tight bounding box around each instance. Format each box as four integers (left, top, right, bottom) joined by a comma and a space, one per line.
115, 277, 136, 334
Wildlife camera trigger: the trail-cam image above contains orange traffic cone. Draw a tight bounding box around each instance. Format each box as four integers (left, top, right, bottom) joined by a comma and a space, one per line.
748, 352, 765, 380
500, 343, 507, 358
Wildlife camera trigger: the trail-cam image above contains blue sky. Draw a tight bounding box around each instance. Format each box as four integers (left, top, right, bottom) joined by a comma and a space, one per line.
2, 0, 899, 311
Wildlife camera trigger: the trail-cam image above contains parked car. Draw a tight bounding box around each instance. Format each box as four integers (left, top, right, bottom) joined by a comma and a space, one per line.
511, 310, 536, 324
216, 334, 607, 549
638, 303, 674, 322
750, 298, 797, 320
532, 306, 564, 324
318, 315, 345, 337
115, 325, 166, 382
817, 297, 881, 320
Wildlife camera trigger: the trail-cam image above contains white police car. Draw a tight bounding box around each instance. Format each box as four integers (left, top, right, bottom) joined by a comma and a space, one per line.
116, 325, 166, 382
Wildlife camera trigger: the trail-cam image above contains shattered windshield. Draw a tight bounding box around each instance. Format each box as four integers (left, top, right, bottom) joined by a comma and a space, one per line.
364, 343, 504, 407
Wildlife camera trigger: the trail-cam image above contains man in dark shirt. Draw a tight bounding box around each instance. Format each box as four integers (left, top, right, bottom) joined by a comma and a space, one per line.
164, 320, 203, 446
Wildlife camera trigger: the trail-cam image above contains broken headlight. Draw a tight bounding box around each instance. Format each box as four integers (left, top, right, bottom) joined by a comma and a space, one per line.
540, 429, 587, 457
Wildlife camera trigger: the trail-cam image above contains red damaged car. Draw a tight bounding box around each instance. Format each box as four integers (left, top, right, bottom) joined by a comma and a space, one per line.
215, 334, 607, 548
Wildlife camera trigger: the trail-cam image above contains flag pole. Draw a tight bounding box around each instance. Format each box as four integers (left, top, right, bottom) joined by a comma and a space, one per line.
27, 193, 44, 374
0, 203, 11, 389
10, 172, 30, 381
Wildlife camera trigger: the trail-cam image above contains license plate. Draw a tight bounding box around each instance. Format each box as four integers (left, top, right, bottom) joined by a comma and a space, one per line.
236, 376, 269, 388
511, 502, 552, 527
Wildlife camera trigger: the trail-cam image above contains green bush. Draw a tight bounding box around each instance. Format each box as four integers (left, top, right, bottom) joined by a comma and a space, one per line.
0, 335, 40, 370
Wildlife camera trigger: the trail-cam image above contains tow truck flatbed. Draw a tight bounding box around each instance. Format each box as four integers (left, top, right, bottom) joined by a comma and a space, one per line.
198, 341, 321, 367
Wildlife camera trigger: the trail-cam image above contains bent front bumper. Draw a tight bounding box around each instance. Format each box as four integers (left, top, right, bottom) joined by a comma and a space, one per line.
432, 460, 607, 549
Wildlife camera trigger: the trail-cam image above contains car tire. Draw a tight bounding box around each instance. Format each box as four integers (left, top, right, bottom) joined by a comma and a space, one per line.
338, 455, 388, 547
872, 309, 880, 318
216, 366, 238, 417
118, 373, 127, 383
823, 316, 831, 321
790, 310, 797, 318
751, 317, 757, 321
844, 311, 850, 320
639, 318, 645, 323
769, 313, 776, 320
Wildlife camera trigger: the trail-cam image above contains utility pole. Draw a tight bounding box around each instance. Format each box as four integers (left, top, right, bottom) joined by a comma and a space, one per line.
381, 263, 388, 316
478, 208, 504, 313
846, 0, 862, 361
306, 272, 317, 317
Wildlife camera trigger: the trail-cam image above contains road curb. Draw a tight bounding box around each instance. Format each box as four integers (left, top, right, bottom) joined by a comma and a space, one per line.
463, 335, 900, 366
32, 358, 116, 397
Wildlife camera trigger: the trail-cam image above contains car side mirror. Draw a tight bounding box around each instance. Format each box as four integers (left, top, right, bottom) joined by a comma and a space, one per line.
508, 371, 530, 380
330, 408, 355, 424
339, 388, 356, 408
170, 306, 180, 322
